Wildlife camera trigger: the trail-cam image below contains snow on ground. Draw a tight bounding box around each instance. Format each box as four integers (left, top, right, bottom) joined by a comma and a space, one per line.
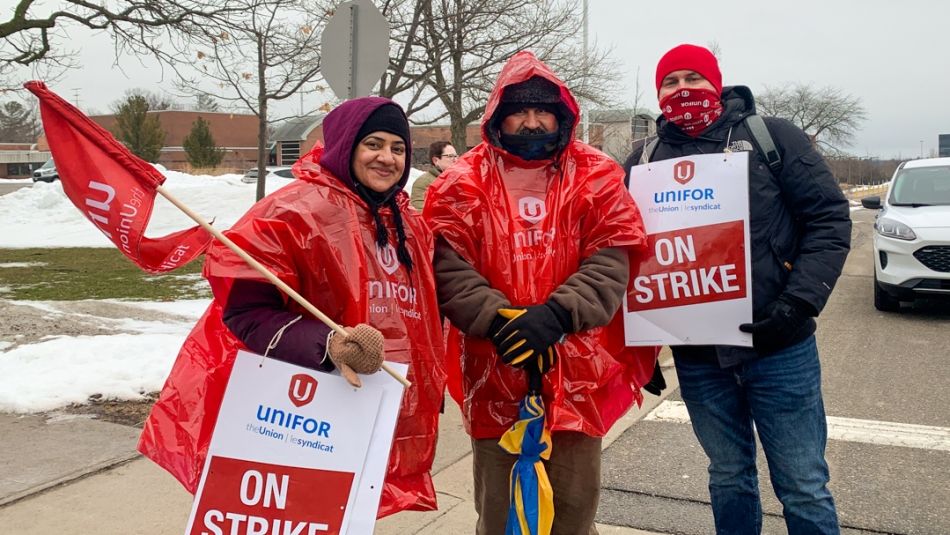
0, 166, 424, 413
0, 169, 292, 248
0, 166, 425, 249
0, 299, 209, 413
0, 262, 47, 268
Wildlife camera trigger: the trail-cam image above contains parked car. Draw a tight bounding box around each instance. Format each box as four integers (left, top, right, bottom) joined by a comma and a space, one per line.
241, 166, 294, 184
32, 158, 58, 182
861, 157, 950, 311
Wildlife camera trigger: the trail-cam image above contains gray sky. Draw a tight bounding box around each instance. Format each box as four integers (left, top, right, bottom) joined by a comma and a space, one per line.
10, 0, 948, 159
590, 0, 949, 159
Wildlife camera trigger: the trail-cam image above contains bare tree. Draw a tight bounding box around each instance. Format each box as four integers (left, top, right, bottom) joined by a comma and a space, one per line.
825, 155, 899, 186
594, 67, 651, 162
379, 0, 622, 151
179, 0, 329, 200
0, 1, 244, 86
757, 83, 867, 155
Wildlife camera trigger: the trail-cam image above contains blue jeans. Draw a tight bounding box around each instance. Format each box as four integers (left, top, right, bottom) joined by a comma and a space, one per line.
674, 336, 839, 535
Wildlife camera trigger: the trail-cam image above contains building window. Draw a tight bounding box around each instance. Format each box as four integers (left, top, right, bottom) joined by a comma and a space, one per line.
7, 163, 37, 176
631, 116, 651, 141
281, 141, 300, 165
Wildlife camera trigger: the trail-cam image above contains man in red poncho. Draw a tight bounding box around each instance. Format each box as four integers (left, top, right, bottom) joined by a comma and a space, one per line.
423, 51, 657, 535
138, 97, 446, 519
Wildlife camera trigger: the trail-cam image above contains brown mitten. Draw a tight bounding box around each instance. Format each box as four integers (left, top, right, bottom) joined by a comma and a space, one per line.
327, 324, 385, 387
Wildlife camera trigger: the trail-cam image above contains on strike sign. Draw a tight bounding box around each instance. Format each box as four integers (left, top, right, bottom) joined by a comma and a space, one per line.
624, 152, 753, 347
184, 351, 392, 535
190, 457, 353, 534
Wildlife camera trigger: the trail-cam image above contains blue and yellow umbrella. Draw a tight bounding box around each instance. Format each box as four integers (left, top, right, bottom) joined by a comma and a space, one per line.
499, 369, 554, 535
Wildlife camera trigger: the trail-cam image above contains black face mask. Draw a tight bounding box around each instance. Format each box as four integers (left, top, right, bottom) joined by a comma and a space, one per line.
500, 131, 559, 160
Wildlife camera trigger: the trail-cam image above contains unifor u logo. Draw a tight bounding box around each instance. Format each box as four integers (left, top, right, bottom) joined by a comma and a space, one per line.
673, 160, 695, 185
288, 374, 317, 407
518, 196, 546, 224
376, 243, 399, 275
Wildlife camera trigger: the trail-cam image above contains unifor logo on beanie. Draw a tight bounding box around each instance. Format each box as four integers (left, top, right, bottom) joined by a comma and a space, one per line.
376, 243, 399, 275
518, 196, 547, 224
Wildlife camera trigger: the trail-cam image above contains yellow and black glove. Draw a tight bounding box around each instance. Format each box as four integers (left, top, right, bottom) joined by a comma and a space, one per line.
491, 303, 571, 374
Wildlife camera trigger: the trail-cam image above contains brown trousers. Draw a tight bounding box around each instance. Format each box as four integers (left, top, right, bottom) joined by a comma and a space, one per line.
471, 431, 601, 535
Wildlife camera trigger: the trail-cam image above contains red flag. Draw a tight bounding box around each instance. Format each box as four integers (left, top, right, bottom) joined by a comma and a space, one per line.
24, 81, 212, 273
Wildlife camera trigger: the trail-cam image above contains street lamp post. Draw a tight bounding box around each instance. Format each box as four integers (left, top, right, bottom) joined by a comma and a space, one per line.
920, 140, 924, 159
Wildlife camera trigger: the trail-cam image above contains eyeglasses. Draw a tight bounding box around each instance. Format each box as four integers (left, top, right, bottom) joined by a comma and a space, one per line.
440, 153, 459, 160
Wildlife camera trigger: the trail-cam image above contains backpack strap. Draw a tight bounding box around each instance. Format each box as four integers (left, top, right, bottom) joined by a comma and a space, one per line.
744, 114, 782, 176
638, 116, 780, 173
639, 136, 659, 165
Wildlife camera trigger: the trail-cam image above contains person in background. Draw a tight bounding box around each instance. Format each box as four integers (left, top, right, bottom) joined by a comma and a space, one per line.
424, 51, 656, 535
411, 140, 458, 210
624, 43, 851, 535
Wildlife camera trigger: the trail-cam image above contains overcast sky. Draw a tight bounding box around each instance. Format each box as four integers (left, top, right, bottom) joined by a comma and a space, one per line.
591, 0, 949, 159
8, 0, 948, 159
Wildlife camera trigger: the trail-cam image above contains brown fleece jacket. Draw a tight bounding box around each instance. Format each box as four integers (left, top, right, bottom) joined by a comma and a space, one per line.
434, 240, 629, 337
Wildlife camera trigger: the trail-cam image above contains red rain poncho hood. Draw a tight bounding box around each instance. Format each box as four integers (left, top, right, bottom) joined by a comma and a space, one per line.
424, 50, 657, 439
138, 137, 446, 517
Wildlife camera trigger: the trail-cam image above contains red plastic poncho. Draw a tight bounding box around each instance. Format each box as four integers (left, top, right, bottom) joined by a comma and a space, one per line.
138, 145, 446, 518
424, 51, 658, 439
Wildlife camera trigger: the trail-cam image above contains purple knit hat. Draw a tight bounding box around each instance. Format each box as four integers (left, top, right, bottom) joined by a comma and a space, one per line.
318, 97, 412, 191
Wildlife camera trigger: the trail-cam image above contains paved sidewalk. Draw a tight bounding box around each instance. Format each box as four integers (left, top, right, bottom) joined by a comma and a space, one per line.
0, 355, 676, 534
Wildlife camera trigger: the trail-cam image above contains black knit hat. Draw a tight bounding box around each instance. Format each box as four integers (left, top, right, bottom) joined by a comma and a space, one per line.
500, 76, 562, 105
355, 103, 411, 148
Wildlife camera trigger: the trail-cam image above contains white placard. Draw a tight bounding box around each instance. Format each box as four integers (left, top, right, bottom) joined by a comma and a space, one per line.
625, 152, 753, 346
183, 351, 405, 535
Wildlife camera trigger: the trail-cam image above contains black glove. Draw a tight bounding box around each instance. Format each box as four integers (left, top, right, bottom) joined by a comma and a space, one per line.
492, 303, 570, 372
739, 295, 813, 355
642, 360, 667, 396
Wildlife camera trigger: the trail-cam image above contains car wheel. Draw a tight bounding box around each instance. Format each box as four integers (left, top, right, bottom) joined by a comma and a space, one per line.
873, 272, 900, 312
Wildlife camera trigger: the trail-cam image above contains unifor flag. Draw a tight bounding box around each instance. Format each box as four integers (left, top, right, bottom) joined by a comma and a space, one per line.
24, 81, 212, 273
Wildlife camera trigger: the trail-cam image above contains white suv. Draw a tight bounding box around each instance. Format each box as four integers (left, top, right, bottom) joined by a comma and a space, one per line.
861, 157, 950, 311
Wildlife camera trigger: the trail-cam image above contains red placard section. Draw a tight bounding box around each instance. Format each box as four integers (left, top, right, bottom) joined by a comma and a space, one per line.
189, 456, 355, 535
628, 220, 747, 312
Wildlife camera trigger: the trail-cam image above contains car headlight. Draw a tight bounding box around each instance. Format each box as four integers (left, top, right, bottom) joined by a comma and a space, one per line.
875, 217, 917, 240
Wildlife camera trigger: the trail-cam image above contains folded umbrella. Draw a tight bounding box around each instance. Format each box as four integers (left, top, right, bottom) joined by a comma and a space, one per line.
498, 368, 554, 535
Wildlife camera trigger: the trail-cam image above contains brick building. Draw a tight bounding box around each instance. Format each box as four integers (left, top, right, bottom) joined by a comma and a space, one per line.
89, 110, 260, 171
409, 123, 482, 166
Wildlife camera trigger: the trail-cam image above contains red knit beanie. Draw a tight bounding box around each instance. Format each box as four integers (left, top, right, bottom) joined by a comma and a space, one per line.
655, 44, 723, 95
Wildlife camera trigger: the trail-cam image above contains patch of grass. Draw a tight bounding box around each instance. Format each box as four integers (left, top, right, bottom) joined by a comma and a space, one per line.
0, 248, 209, 301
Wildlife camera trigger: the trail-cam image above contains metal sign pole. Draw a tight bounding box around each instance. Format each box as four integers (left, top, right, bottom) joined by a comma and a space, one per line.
347, 3, 358, 99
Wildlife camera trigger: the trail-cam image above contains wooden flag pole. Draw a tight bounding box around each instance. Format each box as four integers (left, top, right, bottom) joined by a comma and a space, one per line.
156, 185, 410, 388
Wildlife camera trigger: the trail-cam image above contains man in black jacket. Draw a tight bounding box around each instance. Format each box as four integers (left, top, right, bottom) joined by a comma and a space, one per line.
625, 44, 850, 535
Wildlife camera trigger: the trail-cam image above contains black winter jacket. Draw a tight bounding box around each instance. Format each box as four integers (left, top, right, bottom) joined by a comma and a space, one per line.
623, 86, 851, 367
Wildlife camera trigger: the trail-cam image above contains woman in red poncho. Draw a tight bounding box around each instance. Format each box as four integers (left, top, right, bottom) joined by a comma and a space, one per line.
138, 97, 446, 518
